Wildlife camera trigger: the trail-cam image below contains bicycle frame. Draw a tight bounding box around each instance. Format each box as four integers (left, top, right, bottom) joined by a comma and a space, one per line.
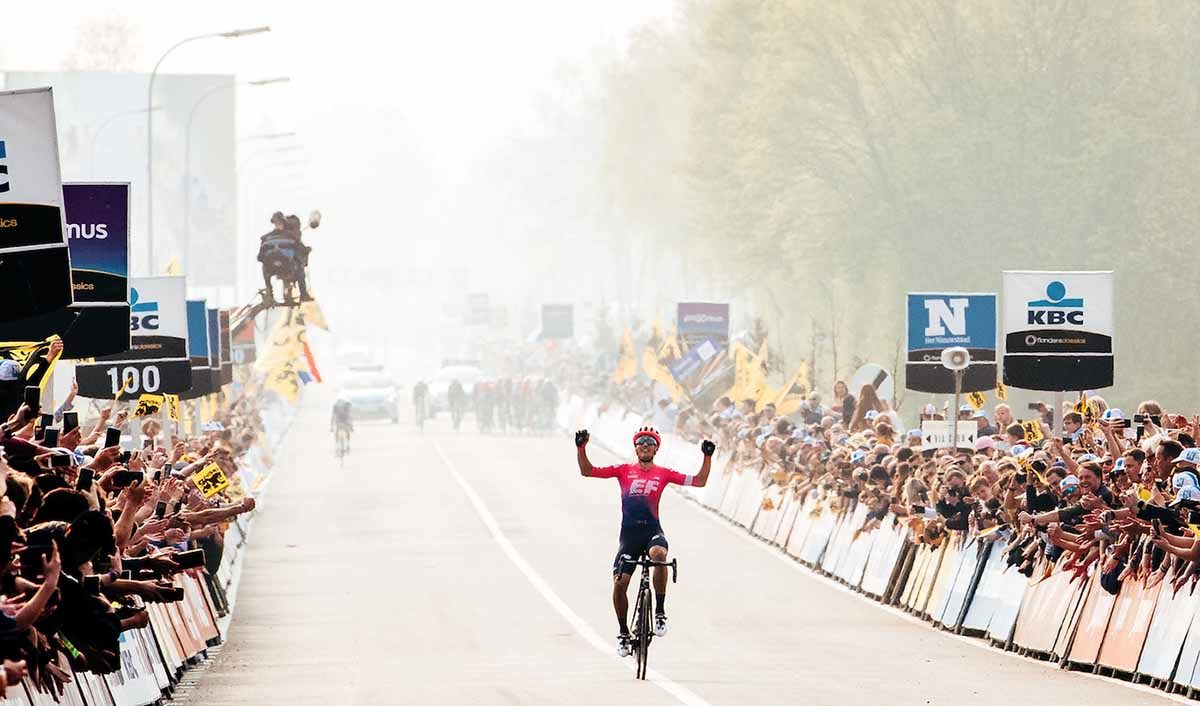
628, 555, 677, 680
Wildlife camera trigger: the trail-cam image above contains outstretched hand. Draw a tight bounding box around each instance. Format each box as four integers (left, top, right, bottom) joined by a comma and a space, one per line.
701, 439, 716, 457
574, 430, 589, 448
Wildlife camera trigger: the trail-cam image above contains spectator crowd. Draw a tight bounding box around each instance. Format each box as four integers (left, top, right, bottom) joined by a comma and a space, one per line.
0, 383, 260, 698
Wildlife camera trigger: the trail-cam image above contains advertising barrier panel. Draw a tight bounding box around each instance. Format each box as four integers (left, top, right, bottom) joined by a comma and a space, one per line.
0, 87, 74, 322
76, 276, 191, 399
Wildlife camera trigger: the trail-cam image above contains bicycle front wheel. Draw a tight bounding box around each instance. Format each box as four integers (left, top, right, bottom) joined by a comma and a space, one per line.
636, 585, 651, 679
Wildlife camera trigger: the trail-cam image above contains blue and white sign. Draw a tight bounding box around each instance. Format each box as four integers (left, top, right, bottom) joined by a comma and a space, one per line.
1002, 271, 1114, 391
905, 292, 997, 394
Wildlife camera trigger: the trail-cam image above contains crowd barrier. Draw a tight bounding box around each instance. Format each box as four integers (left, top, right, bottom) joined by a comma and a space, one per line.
0, 396, 300, 706
559, 394, 1200, 699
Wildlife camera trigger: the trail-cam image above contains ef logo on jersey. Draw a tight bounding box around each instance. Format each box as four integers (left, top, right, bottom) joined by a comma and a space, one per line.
629, 479, 660, 495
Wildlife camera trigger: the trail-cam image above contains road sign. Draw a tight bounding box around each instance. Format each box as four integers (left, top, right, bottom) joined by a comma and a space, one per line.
920, 420, 976, 451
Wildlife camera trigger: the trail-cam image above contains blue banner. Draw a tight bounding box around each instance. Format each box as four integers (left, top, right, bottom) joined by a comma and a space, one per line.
906, 293, 996, 353
905, 292, 997, 394
186, 300, 209, 361
63, 183, 128, 304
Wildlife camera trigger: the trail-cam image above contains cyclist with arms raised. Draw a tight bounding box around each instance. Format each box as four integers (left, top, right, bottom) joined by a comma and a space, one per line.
575, 426, 714, 657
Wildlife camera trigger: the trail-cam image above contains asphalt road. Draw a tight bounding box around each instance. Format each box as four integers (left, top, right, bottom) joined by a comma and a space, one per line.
184, 393, 1174, 705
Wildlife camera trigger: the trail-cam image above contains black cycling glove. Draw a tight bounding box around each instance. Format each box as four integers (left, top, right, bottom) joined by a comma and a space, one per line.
575, 430, 590, 448
701, 440, 716, 457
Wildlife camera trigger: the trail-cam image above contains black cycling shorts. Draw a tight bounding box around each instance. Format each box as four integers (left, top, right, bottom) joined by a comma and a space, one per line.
612, 523, 668, 577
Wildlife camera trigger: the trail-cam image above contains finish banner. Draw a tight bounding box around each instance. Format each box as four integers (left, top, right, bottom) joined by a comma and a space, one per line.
1002, 271, 1114, 391
905, 292, 997, 394
76, 276, 192, 400
0, 87, 74, 321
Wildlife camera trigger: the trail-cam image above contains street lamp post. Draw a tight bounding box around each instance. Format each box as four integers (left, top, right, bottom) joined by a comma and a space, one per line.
145, 25, 269, 275
183, 76, 289, 263
90, 105, 160, 179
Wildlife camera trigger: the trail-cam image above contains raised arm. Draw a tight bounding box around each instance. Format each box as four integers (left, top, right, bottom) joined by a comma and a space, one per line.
693, 439, 716, 487
575, 430, 594, 477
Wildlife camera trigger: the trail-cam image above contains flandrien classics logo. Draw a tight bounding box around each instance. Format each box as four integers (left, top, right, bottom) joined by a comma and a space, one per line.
683, 313, 725, 324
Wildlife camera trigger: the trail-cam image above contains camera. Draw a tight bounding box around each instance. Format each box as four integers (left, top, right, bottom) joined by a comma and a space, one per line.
1134, 414, 1162, 425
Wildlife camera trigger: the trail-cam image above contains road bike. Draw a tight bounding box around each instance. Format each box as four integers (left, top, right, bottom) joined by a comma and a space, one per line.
628, 555, 677, 680
334, 424, 351, 465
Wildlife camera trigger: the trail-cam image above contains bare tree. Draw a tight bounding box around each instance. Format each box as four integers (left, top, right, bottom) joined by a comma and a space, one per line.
63, 15, 142, 72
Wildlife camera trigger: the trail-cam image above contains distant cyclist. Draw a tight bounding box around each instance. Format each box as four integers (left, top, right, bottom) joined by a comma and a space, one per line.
412, 380, 429, 428
574, 426, 714, 657
331, 398, 354, 452
447, 379, 467, 431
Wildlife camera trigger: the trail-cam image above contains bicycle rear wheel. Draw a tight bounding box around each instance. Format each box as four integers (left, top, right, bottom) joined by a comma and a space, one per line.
636, 584, 651, 679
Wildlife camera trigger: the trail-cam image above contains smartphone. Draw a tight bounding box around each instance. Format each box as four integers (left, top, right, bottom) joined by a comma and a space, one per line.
173, 549, 206, 570
104, 427, 121, 448
162, 586, 185, 602
82, 574, 101, 595
22, 386, 40, 412
1061, 435, 1073, 444
120, 570, 132, 581
110, 470, 144, 488
1015, 472, 1027, 484
1189, 511, 1200, 525
153, 470, 163, 483
118, 450, 132, 464
172, 500, 183, 515
1134, 414, 1162, 425
911, 505, 926, 514
143, 438, 154, 450
50, 453, 72, 468
76, 468, 94, 492
42, 428, 60, 448
62, 411, 78, 433
36, 413, 53, 438
155, 502, 167, 519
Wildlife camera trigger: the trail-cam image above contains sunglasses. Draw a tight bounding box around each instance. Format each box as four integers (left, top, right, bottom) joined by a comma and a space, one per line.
634, 438, 659, 448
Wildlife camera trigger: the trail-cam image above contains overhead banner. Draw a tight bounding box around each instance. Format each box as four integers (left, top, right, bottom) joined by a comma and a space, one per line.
677, 302, 729, 348
540, 304, 574, 340
76, 276, 192, 400
1003, 271, 1114, 391
181, 299, 214, 399
0, 87, 74, 321
905, 293, 997, 393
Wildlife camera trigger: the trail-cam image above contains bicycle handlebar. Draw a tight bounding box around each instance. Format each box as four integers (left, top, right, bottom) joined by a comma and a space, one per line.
636, 557, 678, 583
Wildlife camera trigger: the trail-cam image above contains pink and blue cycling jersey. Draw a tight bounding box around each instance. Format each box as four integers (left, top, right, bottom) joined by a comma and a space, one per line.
590, 463, 695, 527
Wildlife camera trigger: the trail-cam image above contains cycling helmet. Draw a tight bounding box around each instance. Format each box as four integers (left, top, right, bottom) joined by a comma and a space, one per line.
633, 427, 661, 446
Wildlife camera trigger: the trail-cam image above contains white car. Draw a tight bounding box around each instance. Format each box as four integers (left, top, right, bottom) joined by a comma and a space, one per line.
338, 372, 401, 423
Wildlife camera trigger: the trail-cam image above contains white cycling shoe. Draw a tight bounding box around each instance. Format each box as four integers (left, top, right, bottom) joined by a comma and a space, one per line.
617, 633, 633, 657
654, 613, 668, 637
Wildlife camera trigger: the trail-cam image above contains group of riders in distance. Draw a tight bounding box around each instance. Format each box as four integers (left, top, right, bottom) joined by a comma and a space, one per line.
409, 377, 561, 433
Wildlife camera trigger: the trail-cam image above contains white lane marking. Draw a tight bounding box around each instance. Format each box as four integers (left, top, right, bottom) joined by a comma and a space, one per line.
433, 442, 712, 706
675, 488, 1190, 705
